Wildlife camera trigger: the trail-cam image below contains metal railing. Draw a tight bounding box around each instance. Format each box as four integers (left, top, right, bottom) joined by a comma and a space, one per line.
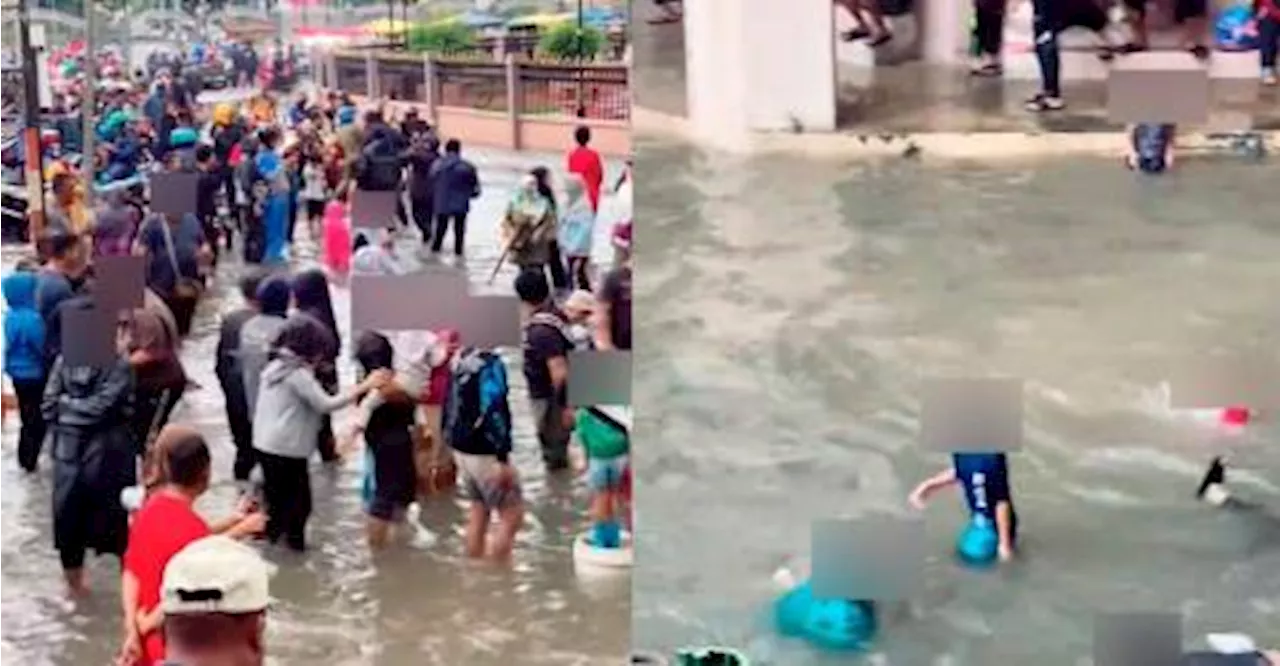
517, 60, 629, 121
331, 52, 629, 121
433, 59, 509, 113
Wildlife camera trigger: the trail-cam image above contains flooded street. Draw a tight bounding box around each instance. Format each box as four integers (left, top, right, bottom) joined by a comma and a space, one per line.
632, 139, 1280, 664
1, 148, 631, 666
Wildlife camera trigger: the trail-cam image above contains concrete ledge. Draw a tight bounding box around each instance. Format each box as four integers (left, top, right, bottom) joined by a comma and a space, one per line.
634, 105, 1278, 160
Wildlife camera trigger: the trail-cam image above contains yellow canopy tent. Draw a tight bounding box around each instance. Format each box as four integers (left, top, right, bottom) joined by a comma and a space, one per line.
363, 18, 415, 36
506, 12, 573, 29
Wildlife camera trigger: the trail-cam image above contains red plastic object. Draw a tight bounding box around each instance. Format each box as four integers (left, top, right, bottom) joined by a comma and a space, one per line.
1221, 406, 1250, 427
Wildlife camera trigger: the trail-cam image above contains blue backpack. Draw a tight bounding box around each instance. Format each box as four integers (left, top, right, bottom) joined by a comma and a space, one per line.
443, 348, 513, 454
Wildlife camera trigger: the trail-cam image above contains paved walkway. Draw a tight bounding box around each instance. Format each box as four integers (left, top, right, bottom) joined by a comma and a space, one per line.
634, 18, 1280, 134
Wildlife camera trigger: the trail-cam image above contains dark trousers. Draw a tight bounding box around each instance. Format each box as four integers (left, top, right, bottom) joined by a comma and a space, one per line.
432, 212, 467, 255
13, 377, 47, 472
164, 293, 198, 339
567, 256, 592, 291
316, 368, 339, 463
258, 450, 312, 552
1262, 17, 1280, 69
133, 384, 186, 455
974, 0, 1006, 56
547, 241, 570, 291
410, 197, 434, 244
395, 194, 411, 230
1033, 0, 1108, 97
221, 385, 255, 482
1032, 0, 1062, 97
287, 194, 299, 243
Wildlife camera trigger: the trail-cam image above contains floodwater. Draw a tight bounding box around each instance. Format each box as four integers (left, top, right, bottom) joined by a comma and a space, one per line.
0, 148, 631, 666
632, 138, 1280, 665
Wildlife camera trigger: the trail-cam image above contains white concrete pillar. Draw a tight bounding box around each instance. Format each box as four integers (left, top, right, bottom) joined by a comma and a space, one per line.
919, 0, 969, 65
683, 0, 836, 142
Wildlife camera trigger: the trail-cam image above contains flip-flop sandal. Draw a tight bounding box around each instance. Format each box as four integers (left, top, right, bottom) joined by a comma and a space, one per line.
841, 28, 871, 42
969, 63, 1003, 77
1117, 43, 1148, 54
1096, 46, 1116, 62
1189, 45, 1210, 60
869, 33, 894, 47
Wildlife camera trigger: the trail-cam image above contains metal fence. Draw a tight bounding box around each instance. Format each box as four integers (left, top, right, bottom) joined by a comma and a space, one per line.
516, 61, 629, 121
330, 52, 630, 122
434, 59, 509, 113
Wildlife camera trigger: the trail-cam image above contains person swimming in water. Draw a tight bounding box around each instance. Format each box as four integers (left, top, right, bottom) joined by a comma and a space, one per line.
1126, 123, 1177, 174
910, 452, 1019, 562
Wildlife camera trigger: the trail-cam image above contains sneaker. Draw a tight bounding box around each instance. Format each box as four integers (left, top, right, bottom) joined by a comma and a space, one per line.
1025, 94, 1065, 112
1264, 68, 1279, 86
969, 60, 1004, 77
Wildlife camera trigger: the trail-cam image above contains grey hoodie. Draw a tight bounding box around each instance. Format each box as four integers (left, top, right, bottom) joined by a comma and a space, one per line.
252, 350, 364, 459
238, 313, 285, 416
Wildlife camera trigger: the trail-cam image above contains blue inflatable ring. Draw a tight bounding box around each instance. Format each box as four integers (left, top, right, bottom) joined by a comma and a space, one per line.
956, 517, 999, 566
773, 580, 876, 651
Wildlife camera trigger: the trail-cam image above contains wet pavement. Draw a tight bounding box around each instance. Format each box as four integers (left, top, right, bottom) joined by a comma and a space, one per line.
0, 147, 632, 666
634, 18, 1280, 133
632, 137, 1280, 664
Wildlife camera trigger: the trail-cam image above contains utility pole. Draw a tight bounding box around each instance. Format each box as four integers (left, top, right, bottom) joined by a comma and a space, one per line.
16, 0, 46, 243
575, 0, 585, 118
82, 0, 97, 206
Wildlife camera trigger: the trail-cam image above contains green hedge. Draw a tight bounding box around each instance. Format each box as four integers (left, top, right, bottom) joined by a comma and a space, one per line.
407, 21, 476, 55
537, 21, 604, 60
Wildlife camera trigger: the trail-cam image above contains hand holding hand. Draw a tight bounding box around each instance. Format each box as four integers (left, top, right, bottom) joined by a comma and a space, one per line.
237, 510, 268, 535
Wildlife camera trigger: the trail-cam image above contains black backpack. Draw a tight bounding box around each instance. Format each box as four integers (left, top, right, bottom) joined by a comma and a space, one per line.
356, 138, 403, 191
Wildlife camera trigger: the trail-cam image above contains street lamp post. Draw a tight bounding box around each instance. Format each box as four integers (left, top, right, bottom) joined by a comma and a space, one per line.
82, 0, 97, 207
16, 0, 47, 243
575, 0, 585, 118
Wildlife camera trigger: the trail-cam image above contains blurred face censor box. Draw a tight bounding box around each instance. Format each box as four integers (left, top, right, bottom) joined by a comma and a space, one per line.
1107, 52, 1211, 124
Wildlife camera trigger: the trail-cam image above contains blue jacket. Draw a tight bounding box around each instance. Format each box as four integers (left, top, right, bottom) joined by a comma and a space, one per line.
432, 154, 480, 216
3, 272, 46, 380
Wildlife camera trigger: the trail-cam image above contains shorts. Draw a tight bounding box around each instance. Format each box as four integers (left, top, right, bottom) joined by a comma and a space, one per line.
1173, 0, 1206, 23
305, 199, 326, 219
587, 455, 629, 492
367, 494, 409, 521
454, 451, 522, 511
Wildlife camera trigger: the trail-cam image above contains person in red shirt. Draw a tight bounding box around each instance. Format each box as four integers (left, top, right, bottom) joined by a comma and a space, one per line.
118, 425, 265, 666
566, 126, 605, 214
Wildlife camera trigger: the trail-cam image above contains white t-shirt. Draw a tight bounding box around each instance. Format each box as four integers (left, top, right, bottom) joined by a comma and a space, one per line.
301, 162, 327, 201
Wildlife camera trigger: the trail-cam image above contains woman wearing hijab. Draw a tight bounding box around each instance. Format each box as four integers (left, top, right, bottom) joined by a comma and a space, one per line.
558, 173, 596, 291
499, 173, 558, 282
238, 276, 293, 485
125, 305, 187, 457
253, 317, 388, 551
42, 298, 136, 596
256, 128, 291, 264
291, 269, 342, 463
92, 191, 139, 258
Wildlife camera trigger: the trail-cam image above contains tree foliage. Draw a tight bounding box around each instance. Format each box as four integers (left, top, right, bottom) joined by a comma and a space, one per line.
536, 21, 603, 61
407, 21, 476, 55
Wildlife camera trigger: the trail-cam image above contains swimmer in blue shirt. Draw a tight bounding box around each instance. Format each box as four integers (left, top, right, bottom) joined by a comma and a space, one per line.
1125, 123, 1177, 174
910, 452, 1019, 562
